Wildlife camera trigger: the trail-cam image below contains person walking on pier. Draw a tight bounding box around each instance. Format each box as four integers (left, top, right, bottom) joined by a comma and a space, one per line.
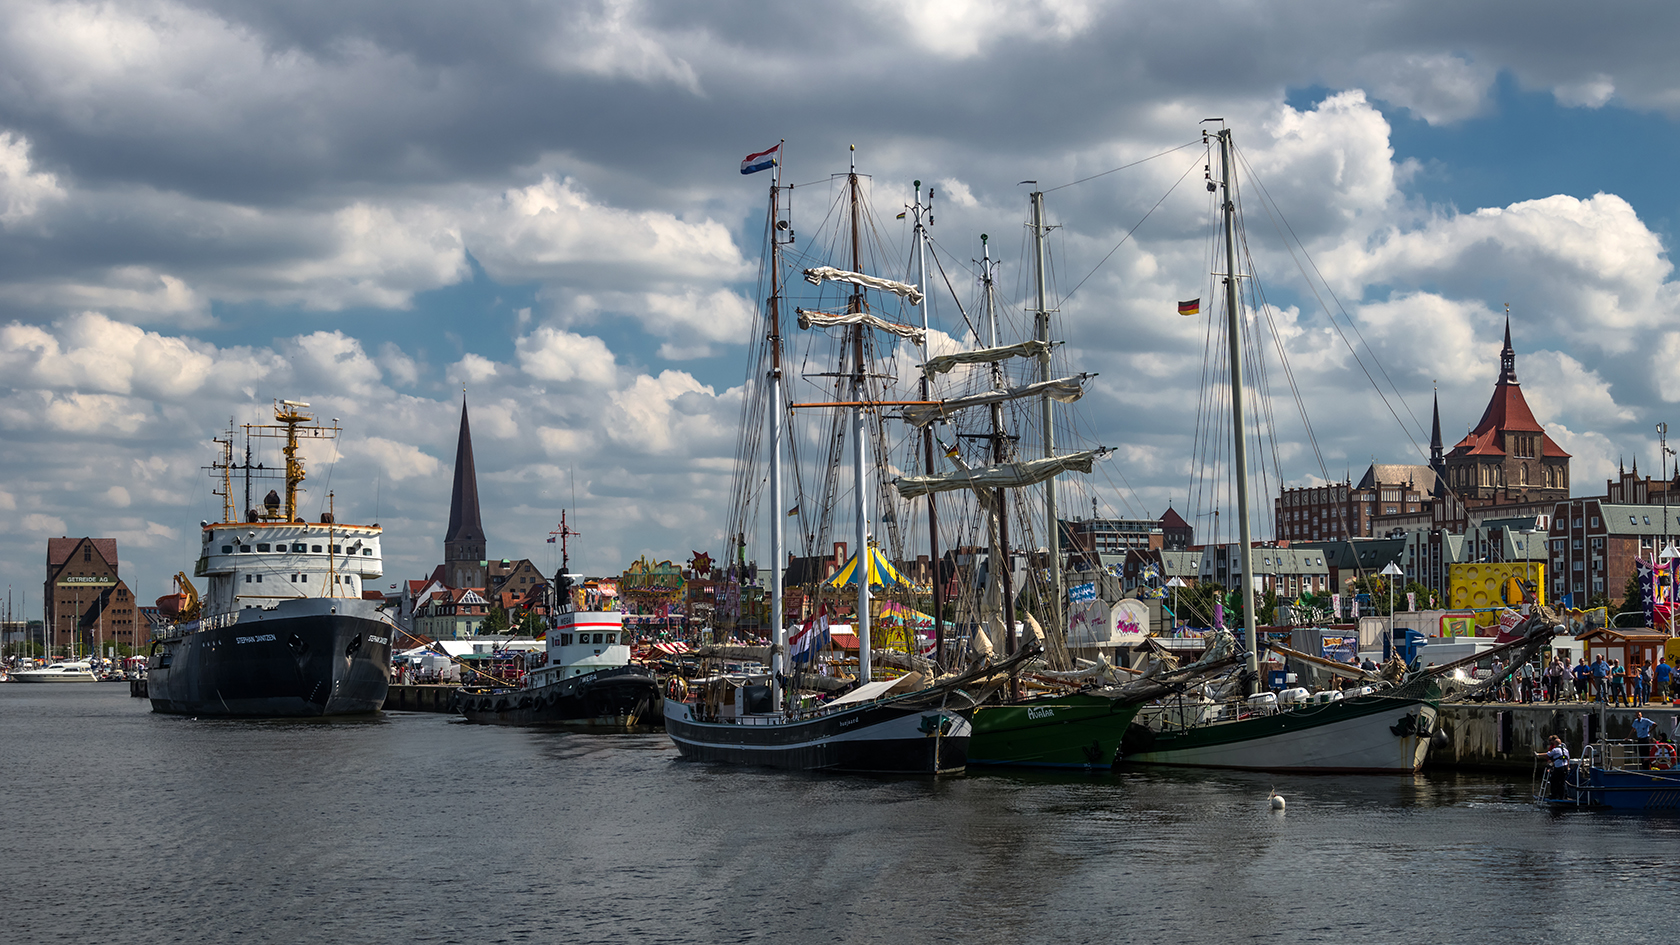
1656, 658, 1672, 704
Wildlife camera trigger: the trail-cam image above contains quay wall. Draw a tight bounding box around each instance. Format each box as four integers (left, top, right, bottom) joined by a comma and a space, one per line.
1434, 701, 1680, 772
384, 684, 459, 713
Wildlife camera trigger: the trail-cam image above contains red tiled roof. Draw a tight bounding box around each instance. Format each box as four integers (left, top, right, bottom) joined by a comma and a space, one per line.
1449, 380, 1571, 459
1159, 507, 1191, 530
47, 537, 118, 570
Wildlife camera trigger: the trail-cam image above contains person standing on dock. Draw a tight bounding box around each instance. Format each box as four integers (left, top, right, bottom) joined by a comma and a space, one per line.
1592, 655, 1609, 703
1519, 660, 1538, 703
1632, 712, 1657, 766
1575, 658, 1591, 702
1611, 660, 1628, 706
1655, 658, 1672, 704
1547, 657, 1566, 704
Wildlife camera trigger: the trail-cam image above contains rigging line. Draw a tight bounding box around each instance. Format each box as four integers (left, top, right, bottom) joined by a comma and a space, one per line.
1060, 150, 1204, 306
1232, 144, 1430, 450
926, 243, 981, 341
1045, 139, 1202, 192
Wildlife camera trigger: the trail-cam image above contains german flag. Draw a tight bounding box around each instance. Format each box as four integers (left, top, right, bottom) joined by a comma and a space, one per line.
1178, 298, 1200, 316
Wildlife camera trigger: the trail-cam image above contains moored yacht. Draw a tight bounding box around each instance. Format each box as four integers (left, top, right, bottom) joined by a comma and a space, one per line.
12, 660, 98, 683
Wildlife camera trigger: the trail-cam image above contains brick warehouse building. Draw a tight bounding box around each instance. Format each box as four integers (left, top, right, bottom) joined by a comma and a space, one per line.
45, 537, 144, 655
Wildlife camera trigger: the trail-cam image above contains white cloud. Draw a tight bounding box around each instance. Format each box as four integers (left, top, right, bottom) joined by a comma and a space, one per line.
515, 326, 617, 386
1554, 74, 1616, 109
0, 130, 63, 224
360, 436, 440, 483
1361, 53, 1496, 125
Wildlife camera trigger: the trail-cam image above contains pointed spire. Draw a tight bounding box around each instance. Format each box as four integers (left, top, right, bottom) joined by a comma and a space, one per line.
446, 396, 485, 544
1429, 386, 1443, 466
1499, 306, 1517, 385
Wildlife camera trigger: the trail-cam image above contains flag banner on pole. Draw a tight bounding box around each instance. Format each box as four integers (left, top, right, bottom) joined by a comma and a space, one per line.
741, 144, 780, 175
1177, 298, 1200, 316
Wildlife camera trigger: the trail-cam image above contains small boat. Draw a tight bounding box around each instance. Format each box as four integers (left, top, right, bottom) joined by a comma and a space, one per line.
453, 609, 661, 729
453, 512, 662, 729
1539, 738, 1680, 810
12, 661, 98, 683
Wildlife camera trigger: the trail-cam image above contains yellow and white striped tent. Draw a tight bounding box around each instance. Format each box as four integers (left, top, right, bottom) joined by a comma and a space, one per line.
825, 544, 905, 588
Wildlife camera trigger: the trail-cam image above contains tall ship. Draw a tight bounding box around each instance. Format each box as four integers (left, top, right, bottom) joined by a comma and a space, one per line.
147, 401, 393, 716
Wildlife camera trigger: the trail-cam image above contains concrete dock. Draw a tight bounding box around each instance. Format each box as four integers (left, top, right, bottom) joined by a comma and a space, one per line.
1435, 701, 1680, 772
383, 684, 459, 713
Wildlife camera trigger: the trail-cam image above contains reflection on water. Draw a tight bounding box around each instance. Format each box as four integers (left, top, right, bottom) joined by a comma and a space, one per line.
2, 685, 1673, 945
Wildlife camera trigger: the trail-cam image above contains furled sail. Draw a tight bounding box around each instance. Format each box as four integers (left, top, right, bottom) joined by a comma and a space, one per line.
802, 266, 924, 305
923, 339, 1049, 377
891, 448, 1109, 498
901, 375, 1088, 428
796, 308, 926, 345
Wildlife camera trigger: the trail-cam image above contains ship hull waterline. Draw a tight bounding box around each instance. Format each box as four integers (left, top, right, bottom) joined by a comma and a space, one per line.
664, 697, 971, 775
1123, 694, 1439, 774
968, 692, 1143, 769
147, 601, 392, 717
455, 665, 663, 730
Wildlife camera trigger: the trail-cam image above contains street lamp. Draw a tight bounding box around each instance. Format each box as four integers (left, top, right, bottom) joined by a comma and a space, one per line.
1166, 576, 1187, 635
1381, 561, 1404, 663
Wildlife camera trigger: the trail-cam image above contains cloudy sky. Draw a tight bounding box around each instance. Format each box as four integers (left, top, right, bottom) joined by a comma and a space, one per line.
4, 0, 1680, 610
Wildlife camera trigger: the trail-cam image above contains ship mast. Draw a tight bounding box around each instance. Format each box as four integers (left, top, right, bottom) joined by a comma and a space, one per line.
981, 234, 1019, 654
768, 148, 788, 709
909, 180, 944, 664
1217, 127, 1261, 689
1028, 191, 1064, 656
847, 146, 873, 684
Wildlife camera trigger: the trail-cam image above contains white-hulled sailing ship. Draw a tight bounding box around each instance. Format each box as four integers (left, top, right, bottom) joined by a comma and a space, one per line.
147, 401, 394, 716
1119, 125, 1438, 773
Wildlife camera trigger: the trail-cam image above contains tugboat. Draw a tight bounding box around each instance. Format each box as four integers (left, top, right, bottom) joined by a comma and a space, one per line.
146, 401, 394, 716
452, 512, 661, 729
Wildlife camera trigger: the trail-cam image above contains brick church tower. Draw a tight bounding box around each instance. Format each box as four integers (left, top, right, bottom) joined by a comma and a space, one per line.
1441, 318, 1570, 506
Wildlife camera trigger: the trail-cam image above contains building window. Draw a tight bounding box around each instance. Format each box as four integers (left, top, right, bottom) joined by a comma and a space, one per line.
1591, 517, 1599, 527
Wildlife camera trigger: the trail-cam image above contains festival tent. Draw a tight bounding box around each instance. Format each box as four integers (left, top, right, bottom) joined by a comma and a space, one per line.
825, 545, 906, 588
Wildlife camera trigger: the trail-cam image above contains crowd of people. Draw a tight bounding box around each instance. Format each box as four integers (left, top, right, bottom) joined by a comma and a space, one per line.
1487, 654, 1678, 705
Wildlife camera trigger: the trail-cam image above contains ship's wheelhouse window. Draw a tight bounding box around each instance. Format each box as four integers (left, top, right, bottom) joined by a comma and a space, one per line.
332, 545, 341, 554
256, 574, 263, 583
312, 545, 322, 553
239, 545, 251, 553
222, 546, 233, 554
604, 633, 616, 644
290, 574, 297, 582
362, 548, 373, 556
245, 574, 252, 583
292, 543, 306, 552
559, 633, 572, 645
257, 543, 270, 552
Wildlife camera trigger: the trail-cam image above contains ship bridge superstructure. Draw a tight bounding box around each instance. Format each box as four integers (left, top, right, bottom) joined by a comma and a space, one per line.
191, 399, 385, 618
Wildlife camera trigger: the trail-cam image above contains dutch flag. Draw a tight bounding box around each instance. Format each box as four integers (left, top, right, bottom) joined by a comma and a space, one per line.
789, 607, 829, 664
741, 143, 780, 175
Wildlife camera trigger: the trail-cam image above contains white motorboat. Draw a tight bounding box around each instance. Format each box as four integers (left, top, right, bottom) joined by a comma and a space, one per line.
12, 661, 98, 683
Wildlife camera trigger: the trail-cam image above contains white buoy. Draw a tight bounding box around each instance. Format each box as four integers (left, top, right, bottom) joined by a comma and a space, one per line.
1269, 788, 1285, 811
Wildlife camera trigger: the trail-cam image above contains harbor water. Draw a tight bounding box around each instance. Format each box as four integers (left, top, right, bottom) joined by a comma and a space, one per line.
4, 684, 1677, 945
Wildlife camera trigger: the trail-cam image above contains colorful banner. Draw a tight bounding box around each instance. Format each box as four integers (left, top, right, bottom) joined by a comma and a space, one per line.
1321, 635, 1357, 662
